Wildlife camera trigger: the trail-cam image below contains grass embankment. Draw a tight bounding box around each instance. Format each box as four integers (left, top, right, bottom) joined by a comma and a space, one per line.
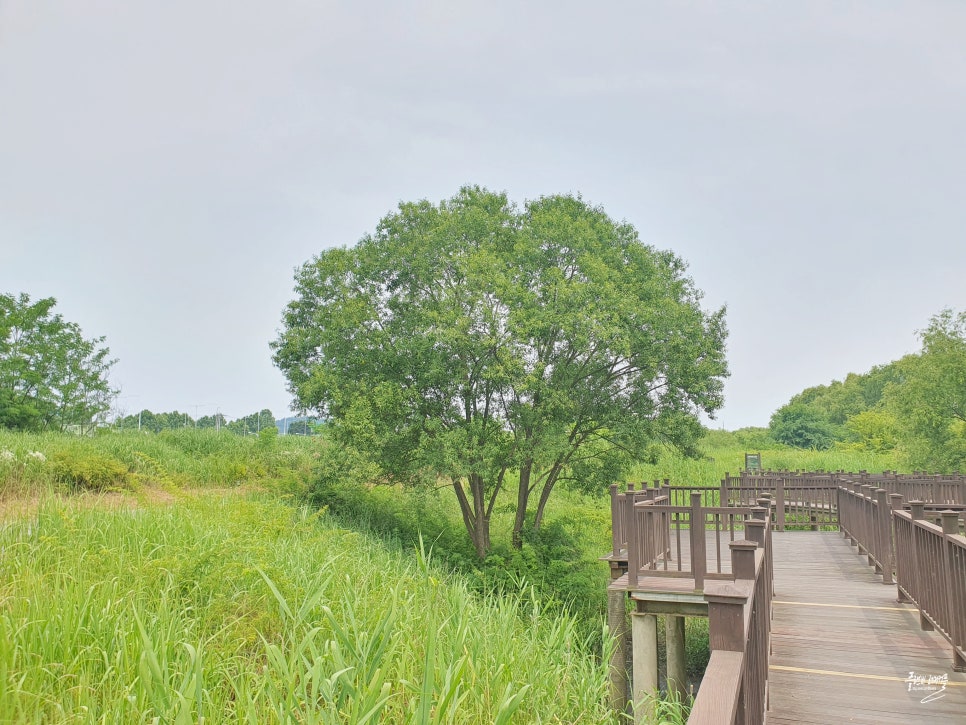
0, 428, 315, 504
0, 495, 613, 723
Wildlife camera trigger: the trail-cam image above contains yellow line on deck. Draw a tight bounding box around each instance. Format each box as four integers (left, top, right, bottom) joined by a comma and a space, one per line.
771, 665, 966, 686
774, 600, 914, 612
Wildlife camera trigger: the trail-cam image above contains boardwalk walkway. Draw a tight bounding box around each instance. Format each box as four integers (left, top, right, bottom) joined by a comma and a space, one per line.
767, 531, 966, 723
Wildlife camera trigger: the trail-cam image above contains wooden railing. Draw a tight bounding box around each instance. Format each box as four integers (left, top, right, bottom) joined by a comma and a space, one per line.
610, 484, 771, 590
722, 472, 839, 530
688, 511, 773, 725
837, 483, 896, 583
608, 483, 670, 564
606, 473, 966, 723
838, 482, 966, 672
893, 502, 966, 672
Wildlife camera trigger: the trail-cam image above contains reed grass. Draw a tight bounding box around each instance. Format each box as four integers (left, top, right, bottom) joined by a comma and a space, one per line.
0, 494, 614, 723
0, 429, 316, 497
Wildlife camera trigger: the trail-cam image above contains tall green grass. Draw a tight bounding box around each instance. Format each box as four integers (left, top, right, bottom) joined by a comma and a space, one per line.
0, 429, 316, 496
0, 495, 614, 723
628, 441, 903, 488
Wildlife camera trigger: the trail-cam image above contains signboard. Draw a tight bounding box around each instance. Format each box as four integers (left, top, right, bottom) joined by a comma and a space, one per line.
745, 452, 762, 472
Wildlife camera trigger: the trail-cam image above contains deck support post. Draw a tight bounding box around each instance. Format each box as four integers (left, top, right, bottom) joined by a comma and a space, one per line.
607, 588, 630, 714
665, 615, 688, 700
631, 611, 658, 725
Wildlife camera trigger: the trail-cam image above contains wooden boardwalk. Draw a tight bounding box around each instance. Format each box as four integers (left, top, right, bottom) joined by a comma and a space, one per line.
767, 531, 966, 724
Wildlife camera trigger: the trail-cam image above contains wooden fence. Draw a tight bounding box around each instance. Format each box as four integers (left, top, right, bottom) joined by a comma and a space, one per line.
609, 484, 770, 590
607, 472, 966, 723
894, 502, 966, 672
688, 510, 773, 725
838, 483, 966, 672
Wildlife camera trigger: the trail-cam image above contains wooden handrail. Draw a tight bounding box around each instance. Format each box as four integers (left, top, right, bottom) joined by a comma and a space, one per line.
839, 482, 966, 672
688, 532, 772, 725
686, 651, 743, 723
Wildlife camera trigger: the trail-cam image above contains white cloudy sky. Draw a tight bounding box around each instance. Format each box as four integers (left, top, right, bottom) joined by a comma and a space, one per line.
2, 2, 964, 428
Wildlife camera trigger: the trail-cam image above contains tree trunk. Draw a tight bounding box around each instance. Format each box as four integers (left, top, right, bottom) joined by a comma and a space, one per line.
512, 459, 533, 549
532, 463, 563, 531
453, 475, 492, 558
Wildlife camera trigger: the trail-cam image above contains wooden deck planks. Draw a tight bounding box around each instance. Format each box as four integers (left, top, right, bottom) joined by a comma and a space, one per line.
767, 531, 966, 723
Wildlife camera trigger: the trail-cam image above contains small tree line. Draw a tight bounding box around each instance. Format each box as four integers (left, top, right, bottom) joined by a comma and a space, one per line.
768, 308, 966, 471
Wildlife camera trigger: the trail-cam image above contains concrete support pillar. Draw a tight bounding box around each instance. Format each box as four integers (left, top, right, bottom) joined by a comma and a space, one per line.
665, 615, 688, 700
632, 612, 658, 724
607, 589, 629, 714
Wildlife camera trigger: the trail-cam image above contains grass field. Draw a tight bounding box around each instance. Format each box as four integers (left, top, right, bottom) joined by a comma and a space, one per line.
0, 427, 910, 723
0, 428, 316, 500
0, 493, 614, 723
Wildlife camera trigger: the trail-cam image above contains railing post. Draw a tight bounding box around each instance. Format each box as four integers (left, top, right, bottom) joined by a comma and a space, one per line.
610, 484, 622, 559
892, 494, 910, 603
875, 489, 893, 584
746, 517, 771, 614
732, 540, 757, 580
909, 501, 932, 631
775, 478, 786, 531
624, 492, 639, 588
859, 483, 878, 573
690, 491, 707, 591
706, 541, 757, 649
940, 510, 966, 672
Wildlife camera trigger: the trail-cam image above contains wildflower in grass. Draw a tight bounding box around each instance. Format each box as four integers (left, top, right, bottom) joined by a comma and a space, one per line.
26, 451, 47, 463
0, 449, 15, 462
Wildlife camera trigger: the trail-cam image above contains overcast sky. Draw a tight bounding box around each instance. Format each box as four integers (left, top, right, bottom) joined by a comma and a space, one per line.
2, 2, 964, 428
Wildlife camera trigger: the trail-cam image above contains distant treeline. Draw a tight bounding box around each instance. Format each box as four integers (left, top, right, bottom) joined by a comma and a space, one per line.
114, 408, 321, 436
768, 309, 966, 472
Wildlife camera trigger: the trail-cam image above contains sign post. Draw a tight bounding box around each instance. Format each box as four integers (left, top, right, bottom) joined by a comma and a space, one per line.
744, 452, 762, 472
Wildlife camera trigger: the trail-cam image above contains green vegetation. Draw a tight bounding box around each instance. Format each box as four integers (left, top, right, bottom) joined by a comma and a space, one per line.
273, 186, 727, 556
632, 432, 902, 483
226, 409, 277, 435
767, 308, 966, 471
115, 408, 198, 432
0, 426, 915, 722
0, 428, 314, 498
0, 495, 613, 723
890, 309, 966, 471
0, 292, 115, 432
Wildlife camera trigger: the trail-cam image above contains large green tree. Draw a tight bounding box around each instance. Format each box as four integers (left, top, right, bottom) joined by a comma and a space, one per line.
0, 293, 116, 432
768, 403, 837, 450
889, 309, 966, 470
273, 187, 728, 556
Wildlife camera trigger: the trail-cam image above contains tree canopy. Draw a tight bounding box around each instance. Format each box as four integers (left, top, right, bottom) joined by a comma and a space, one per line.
273, 187, 728, 556
889, 309, 966, 470
0, 293, 115, 432
768, 359, 906, 450
767, 309, 966, 465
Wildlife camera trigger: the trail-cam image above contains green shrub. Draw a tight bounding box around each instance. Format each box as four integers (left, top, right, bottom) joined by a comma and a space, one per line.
51, 448, 130, 490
